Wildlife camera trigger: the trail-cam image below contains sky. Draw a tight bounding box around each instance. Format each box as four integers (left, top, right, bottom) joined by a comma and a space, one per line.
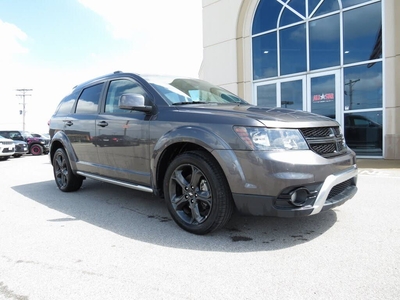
0, 0, 203, 134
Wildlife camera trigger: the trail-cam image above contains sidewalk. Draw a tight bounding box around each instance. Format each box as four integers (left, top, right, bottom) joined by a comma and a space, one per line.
357, 158, 400, 170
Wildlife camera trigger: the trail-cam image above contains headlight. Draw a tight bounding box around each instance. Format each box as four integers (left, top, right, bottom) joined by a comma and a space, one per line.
234, 126, 309, 151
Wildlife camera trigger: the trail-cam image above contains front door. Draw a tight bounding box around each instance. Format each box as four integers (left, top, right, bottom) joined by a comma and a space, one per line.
307, 70, 341, 123
255, 70, 341, 123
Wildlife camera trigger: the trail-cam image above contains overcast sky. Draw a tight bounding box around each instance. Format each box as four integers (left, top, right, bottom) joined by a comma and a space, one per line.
0, 0, 203, 133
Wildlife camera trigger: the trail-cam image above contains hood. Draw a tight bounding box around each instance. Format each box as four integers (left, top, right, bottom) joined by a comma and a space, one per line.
177, 104, 339, 128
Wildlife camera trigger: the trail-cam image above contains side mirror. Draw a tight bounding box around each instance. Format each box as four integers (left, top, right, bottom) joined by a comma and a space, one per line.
119, 93, 153, 113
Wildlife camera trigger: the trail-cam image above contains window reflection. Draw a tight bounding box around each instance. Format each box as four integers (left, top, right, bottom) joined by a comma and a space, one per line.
252, 0, 281, 34
253, 33, 277, 79
280, 24, 306, 75
280, 7, 302, 27
342, 0, 371, 8
343, 3, 381, 64
286, 0, 306, 17
281, 80, 303, 110
309, 14, 340, 70
344, 62, 382, 110
257, 84, 276, 107
344, 111, 382, 156
311, 75, 336, 118
76, 84, 103, 114
252, 0, 383, 156
313, 0, 339, 17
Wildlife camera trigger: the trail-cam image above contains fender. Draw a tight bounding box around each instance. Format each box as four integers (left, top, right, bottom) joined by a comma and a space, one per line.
151, 126, 247, 193
50, 131, 80, 174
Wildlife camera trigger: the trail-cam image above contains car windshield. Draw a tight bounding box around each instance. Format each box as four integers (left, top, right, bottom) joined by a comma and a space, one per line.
21, 131, 33, 138
144, 76, 249, 105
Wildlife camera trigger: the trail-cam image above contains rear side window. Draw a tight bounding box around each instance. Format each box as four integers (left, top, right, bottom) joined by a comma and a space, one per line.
56, 93, 77, 115
75, 83, 104, 114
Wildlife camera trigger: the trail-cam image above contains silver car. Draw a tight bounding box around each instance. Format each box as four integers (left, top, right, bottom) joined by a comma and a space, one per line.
0, 135, 15, 161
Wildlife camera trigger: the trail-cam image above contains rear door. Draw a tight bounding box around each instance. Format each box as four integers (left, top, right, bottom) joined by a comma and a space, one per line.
95, 78, 152, 186
64, 82, 105, 174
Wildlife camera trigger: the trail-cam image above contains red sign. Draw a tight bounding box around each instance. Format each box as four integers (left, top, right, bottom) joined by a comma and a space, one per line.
313, 93, 334, 102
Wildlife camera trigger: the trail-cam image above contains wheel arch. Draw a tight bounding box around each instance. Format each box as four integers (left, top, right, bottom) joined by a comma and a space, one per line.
152, 126, 240, 199
50, 131, 79, 173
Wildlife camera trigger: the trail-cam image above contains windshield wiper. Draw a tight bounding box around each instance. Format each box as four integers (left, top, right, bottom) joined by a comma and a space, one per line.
172, 101, 209, 105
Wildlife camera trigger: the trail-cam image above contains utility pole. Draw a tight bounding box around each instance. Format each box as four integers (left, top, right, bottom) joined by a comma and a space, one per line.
16, 89, 32, 131
345, 79, 360, 110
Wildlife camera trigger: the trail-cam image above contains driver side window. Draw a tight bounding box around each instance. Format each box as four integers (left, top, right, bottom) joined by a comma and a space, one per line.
105, 79, 147, 113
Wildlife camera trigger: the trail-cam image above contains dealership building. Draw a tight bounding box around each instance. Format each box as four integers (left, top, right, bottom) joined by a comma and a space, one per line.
200, 0, 399, 159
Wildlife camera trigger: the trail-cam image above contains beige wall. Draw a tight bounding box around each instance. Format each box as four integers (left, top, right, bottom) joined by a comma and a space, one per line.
201, 0, 400, 159
384, 0, 400, 159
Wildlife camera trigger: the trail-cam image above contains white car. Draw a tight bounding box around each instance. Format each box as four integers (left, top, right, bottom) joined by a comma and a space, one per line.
0, 135, 15, 161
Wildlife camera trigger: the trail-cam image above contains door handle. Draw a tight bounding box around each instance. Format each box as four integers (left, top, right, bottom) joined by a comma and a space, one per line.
97, 121, 108, 127
65, 121, 73, 126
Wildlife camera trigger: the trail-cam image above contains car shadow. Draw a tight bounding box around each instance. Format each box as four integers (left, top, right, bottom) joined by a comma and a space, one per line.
12, 179, 338, 252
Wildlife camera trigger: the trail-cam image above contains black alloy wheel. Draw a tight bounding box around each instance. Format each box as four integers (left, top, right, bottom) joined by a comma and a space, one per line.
53, 148, 83, 192
164, 150, 234, 235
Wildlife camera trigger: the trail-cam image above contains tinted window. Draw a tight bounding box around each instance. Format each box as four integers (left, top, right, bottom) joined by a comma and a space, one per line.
312, 0, 339, 17
252, 0, 281, 34
280, 7, 302, 27
280, 24, 306, 75
342, 0, 371, 8
75, 83, 103, 114
56, 92, 77, 115
256, 84, 276, 107
344, 62, 382, 110
281, 80, 303, 110
343, 3, 381, 64
309, 14, 340, 70
105, 79, 147, 113
253, 33, 277, 79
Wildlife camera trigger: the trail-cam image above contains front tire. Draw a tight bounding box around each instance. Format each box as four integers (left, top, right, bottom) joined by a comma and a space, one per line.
163, 150, 234, 235
30, 144, 43, 155
53, 148, 83, 192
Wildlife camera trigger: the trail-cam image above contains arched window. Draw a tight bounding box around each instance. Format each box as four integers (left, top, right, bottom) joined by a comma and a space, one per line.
252, 0, 383, 157
252, 0, 380, 80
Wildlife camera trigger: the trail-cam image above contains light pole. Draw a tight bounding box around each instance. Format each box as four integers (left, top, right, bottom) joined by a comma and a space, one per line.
16, 89, 32, 131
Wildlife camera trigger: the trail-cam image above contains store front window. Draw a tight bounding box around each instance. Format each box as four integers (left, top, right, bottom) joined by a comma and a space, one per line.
252, 0, 383, 157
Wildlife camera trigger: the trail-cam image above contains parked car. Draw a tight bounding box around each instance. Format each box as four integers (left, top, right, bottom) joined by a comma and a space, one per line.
0, 130, 49, 155
49, 71, 358, 235
12, 140, 29, 158
31, 133, 51, 143
0, 135, 15, 160
344, 114, 383, 149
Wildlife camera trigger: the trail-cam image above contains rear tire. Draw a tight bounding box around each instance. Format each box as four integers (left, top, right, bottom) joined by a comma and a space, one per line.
30, 144, 43, 155
53, 148, 83, 192
163, 150, 234, 235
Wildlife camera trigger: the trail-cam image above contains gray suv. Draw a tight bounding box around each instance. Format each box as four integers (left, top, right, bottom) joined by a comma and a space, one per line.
49, 71, 358, 234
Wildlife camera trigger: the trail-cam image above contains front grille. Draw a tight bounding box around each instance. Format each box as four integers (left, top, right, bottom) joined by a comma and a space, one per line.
327, 179, 353, 200
300, 127, 346, 158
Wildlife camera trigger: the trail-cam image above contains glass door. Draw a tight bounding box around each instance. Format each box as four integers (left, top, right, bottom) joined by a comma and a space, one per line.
255, 75, 306, 110
307, 70, 341, 123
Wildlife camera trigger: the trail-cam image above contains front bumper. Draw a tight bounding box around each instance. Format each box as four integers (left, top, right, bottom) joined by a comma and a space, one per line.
213, 149, 358, 217
232, 165, 357, 217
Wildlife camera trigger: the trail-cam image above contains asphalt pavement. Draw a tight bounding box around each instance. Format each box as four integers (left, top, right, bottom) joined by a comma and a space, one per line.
0, 155, 399, 300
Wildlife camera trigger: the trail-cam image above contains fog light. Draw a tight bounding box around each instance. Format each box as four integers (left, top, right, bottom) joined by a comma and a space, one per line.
289, 188, 310, 207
